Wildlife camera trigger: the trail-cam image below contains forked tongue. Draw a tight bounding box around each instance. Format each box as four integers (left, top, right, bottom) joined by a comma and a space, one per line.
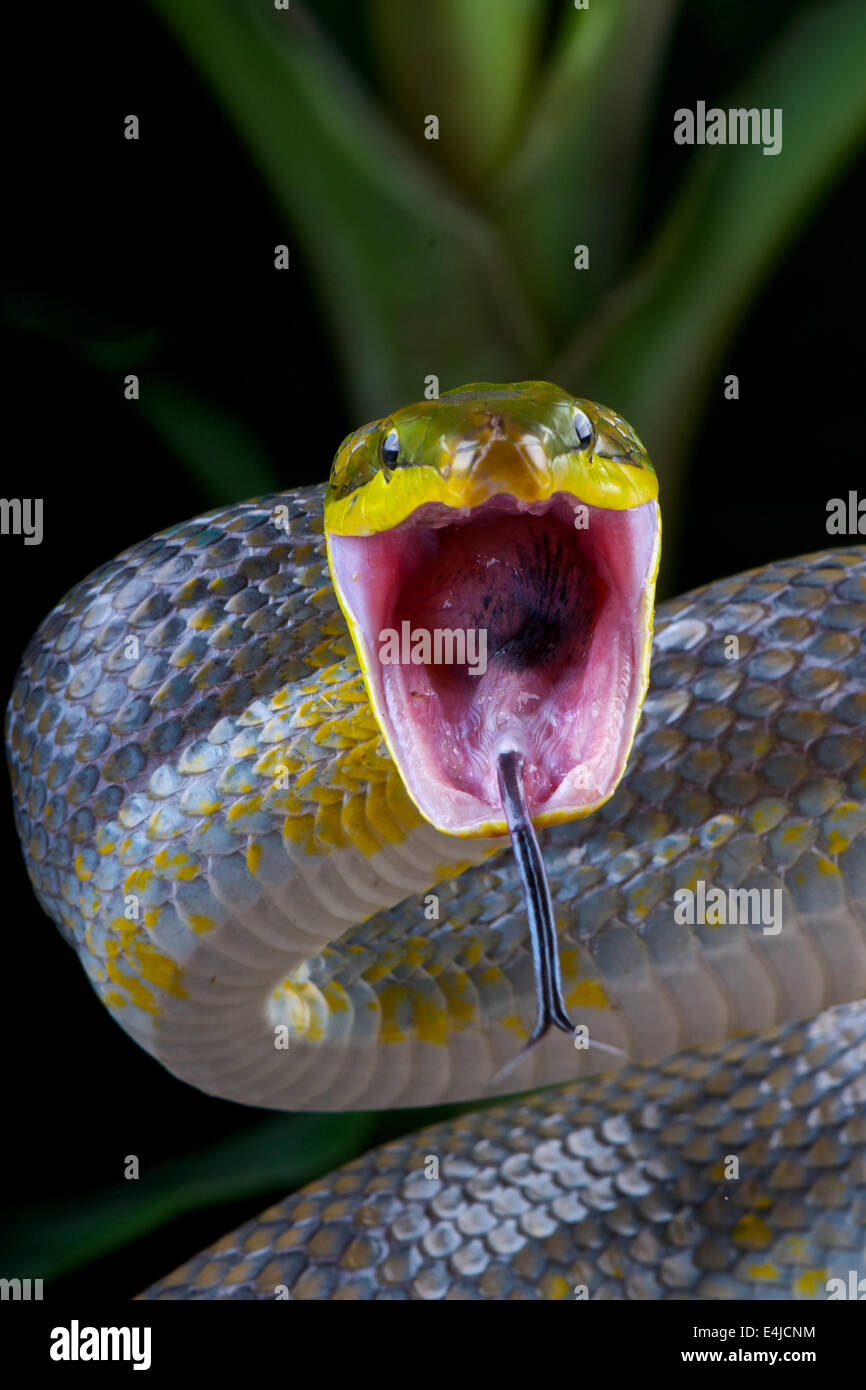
493, 749, 623, 1086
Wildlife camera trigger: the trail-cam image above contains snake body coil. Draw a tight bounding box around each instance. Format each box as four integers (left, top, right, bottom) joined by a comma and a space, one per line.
6, 384, 866, 1298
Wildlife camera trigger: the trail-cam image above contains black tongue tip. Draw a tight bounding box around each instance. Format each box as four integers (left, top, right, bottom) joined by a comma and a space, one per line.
496, 749, 577, 1057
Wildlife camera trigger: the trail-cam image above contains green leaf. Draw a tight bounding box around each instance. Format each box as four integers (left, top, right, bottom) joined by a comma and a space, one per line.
369, 0, 543, 185
4, 292, 160, 368
552, 0, 866, 579
148, 0, 547, 419
0, 1112, 375, 1282
139, 382, 279, 503
493, 0, 679, 338
6, 295, 267, 504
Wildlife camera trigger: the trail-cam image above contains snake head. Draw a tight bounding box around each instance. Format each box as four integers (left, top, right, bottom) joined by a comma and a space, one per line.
325, 381, 661, 838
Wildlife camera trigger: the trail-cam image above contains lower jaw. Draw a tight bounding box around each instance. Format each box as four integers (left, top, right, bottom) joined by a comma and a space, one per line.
328, 492, 660, 836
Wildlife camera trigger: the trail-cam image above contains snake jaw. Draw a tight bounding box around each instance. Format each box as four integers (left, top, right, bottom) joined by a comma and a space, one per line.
327, 490, 660, 837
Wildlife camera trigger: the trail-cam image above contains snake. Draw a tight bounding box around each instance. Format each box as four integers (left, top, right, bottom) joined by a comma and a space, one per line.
6, 382, 865, 1300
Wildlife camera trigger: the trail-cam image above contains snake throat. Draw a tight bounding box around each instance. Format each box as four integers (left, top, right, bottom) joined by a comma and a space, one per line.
328, 490, 659, 836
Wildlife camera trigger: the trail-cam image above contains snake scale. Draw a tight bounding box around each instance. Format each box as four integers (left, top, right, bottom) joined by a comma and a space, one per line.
6, 384, 865, 1299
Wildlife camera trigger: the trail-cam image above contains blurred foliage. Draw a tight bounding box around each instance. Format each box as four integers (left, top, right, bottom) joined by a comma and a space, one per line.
2, 1089, 513, 1284
5, 0, 866, 1287
2, 1113, 375, 1281
371, 0, 545, 186
150, 0, 866, 563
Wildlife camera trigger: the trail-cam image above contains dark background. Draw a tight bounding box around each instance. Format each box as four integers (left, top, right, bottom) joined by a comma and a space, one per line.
1, 0, 862, 1297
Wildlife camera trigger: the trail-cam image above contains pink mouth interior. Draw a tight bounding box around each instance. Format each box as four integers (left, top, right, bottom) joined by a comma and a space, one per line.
328, 493, 658, 834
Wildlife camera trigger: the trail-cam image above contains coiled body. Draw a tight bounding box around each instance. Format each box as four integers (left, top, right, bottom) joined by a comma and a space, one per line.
142, 1002, 866, 1300
6, 487, 866, 1296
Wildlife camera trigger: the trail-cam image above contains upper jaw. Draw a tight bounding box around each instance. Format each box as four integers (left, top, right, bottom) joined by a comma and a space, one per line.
325, 417, 658, 541
327, 490, 661, 838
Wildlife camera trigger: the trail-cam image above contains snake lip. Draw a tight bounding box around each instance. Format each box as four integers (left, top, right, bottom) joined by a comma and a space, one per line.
328, 491, 660, 836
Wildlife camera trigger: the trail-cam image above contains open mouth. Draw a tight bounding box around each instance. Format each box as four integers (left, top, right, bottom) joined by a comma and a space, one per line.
327, 490, 659, 836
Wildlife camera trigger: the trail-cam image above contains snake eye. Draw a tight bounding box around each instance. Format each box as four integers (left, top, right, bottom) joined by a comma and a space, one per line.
573, 408, 594, 451
381, 429, 400, 467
